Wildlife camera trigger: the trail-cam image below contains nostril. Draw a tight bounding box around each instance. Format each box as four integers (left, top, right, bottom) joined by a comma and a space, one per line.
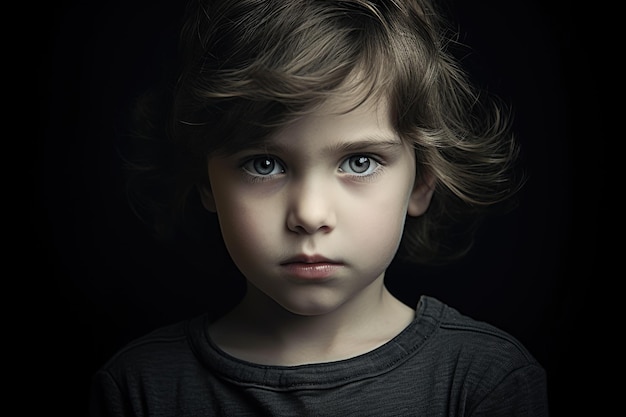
286, 210, 335, 235
285, 182, 336, 234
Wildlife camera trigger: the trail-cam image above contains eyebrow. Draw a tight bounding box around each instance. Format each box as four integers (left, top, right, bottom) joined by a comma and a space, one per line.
247, 136, 404, 155
323, 137, 404, 154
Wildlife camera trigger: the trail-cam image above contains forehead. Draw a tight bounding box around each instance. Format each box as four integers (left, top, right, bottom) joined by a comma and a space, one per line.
270, 89, 397, 145
207, 73, 399, 158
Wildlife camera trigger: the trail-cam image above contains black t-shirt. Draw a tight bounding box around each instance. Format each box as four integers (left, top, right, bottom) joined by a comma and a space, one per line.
89, 296, 549, 416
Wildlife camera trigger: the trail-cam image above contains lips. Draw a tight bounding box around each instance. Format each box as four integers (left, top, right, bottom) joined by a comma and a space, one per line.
280, 254, 343, 279
281, 254, 339, 264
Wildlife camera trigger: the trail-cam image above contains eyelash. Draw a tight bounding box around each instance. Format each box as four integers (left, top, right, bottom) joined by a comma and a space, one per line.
240, 156, 286, 183
239, 154, 385, 183
338, 154, 384, 181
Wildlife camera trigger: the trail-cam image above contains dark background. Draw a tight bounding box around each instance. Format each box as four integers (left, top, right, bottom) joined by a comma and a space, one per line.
35, 1, 602, 415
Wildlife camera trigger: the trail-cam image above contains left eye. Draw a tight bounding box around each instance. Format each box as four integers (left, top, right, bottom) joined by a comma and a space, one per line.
242, 156, 285, 176
339, 155, 379, 175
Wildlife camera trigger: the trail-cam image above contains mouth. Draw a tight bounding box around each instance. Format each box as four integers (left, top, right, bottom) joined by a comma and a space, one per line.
281, 254, 340, 265
280, 254, 343, 279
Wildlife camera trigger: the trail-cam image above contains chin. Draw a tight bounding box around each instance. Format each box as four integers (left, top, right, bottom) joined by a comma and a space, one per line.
278, 296, 346, 317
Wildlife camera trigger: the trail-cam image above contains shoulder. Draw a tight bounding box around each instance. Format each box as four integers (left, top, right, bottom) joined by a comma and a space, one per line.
89, 315, 214, 415
411, 297, 549, 414
418, 295, 540, 366
419, 297, 546, 388
94, 314, 210, 383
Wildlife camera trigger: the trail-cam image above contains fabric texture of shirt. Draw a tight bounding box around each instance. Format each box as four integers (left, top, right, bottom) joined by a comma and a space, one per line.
89, 296, 549, 416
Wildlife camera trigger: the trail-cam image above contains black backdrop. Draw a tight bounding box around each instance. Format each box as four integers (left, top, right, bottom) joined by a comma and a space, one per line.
35, 1, 602, 415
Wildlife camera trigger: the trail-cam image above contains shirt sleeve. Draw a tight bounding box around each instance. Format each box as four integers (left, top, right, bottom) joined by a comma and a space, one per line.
89, 370, 134, 417
470, 364, 550, 416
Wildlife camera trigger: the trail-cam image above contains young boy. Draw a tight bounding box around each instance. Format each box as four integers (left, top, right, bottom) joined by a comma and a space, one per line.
90, 0, 549, 415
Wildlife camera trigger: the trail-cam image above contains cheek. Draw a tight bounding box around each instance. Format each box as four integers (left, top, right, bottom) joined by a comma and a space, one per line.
214, 192, 282, 267
342, 181, 412, 254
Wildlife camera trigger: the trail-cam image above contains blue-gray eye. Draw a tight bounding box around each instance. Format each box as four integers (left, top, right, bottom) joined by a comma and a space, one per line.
339, 155, 379, 175
243, 156, 285, 176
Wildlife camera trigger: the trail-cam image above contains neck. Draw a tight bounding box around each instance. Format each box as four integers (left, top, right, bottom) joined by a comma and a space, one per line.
209, 276, 415, 365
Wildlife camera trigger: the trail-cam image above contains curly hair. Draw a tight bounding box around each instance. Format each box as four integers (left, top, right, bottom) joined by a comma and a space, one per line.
125, 0, 523, 264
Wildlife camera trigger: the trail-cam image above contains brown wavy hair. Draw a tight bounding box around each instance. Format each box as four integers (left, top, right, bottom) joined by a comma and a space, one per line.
126, 0, 523, 264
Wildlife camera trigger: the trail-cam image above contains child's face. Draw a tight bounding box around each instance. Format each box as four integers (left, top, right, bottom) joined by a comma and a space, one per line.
201, 91, 432, 316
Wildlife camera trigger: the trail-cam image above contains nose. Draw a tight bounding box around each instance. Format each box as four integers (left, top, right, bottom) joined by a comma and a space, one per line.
286, 177, 336, 234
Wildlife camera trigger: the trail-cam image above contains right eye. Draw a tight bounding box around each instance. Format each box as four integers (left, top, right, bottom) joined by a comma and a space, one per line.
241, 156, 285, 177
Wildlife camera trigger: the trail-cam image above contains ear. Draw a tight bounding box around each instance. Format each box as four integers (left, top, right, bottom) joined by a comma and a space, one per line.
407, 173, 435, 217
197, 183, 217, 213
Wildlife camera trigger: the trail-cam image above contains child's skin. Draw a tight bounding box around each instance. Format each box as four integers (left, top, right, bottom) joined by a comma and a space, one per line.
199, 81, 435, 366
85, 2, 551, 414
